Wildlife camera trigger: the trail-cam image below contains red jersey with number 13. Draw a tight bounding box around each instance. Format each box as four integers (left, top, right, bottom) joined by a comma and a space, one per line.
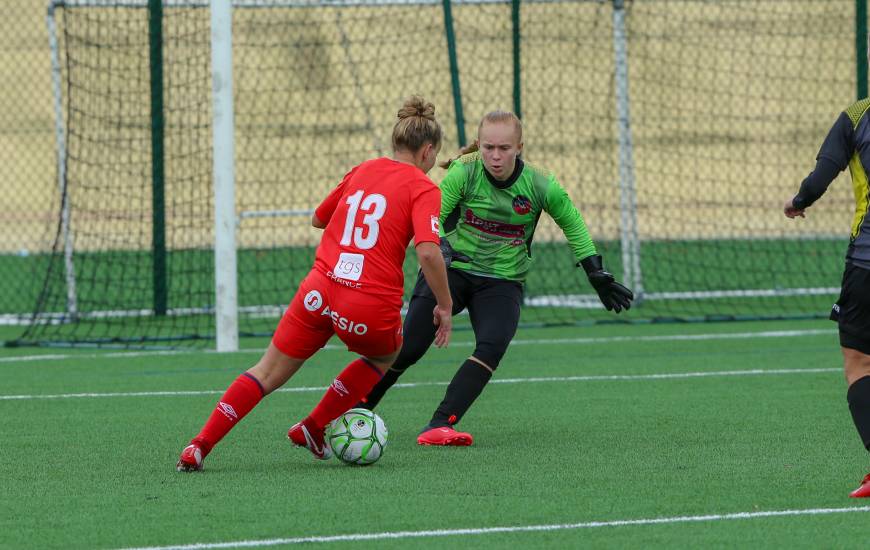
313, 157, 441, 300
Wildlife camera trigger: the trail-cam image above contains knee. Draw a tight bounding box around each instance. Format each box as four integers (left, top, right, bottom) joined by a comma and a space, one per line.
392, 338, 431, 371
471, 341, 509, 371
249, 346, 306, 393
363, 353, 396, 374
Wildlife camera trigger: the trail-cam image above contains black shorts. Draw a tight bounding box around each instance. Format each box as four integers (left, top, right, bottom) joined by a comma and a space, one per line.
409, 267, 524, 368
830, 262, 870, 355
411, 268, 524, 311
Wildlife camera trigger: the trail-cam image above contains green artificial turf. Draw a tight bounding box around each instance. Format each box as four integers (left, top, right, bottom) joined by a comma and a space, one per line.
2, 319, 867, 548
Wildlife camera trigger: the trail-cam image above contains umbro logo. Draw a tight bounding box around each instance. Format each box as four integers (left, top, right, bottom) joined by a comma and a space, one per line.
218, 401, 238, 420
331, 379, 349, 397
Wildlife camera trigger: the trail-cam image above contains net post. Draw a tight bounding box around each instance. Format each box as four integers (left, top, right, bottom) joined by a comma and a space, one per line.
611, 0, 643, 300
47, 0, 78, 319
511, 0, 522, 120
211, 0, 239, 352
442, 0, 466, 147
148, 0, 167, 316
858, 0, 868, 99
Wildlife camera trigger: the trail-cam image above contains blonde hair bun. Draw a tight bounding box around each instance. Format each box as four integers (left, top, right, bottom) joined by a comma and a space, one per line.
397, 95, 436, 122
392, 95, 442, 152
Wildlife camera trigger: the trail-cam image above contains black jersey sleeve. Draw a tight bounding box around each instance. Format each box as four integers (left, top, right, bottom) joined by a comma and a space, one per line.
792, 112, 853, 209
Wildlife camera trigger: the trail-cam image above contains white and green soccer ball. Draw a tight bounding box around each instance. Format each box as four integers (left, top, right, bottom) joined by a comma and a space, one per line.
326, 408, 388, 465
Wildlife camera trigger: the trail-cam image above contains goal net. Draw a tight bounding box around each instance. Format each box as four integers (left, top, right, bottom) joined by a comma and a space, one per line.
16, 0, 857, 347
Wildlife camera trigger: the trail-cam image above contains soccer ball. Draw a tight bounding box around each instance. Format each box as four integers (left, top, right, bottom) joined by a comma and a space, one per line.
326, 408, 388, 465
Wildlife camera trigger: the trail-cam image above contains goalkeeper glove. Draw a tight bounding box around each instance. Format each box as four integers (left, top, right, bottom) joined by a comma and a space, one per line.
579, 254, 634, 313
439, 237, 471, 268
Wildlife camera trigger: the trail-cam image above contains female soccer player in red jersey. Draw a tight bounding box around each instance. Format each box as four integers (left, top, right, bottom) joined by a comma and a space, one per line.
177, 96, 453, 470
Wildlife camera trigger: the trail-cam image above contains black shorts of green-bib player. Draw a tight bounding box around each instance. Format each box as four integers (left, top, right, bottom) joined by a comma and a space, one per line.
357, 150, 633, 445
785, 97, 870, 496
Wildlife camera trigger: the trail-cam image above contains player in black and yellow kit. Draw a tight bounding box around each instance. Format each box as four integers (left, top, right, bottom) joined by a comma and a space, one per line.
784, 97, 870, 497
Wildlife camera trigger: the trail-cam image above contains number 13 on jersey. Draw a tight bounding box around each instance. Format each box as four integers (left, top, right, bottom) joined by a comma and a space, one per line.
340, 190, 387, 250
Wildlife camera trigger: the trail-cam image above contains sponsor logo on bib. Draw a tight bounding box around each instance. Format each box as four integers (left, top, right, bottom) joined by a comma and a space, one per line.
333, 252, 364, 282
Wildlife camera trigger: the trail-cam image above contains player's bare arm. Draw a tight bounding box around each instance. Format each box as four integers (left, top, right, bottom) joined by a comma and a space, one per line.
415, 241, 452, 347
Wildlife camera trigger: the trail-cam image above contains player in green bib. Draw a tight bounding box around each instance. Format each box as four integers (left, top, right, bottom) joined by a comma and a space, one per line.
358, 110, 633, 445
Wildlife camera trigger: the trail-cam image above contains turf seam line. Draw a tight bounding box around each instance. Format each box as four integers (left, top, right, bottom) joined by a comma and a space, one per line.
114, 505, 870, 549
0, 328, 838, 364
0, 367, 840, 400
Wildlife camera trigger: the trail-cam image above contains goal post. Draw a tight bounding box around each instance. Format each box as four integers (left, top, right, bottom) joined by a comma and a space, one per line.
46, 2, 78, 320
611, 0, 643, 301
210, 0, 239, 352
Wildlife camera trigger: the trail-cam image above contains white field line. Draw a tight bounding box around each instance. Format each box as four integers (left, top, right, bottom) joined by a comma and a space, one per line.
117, 506, 870, 549
0, 367, 840, 401
0, 328, 838, 364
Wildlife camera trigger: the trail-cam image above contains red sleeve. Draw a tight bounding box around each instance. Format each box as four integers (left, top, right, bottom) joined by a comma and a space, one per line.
314, 165, 359, 225
411, 179, 442, 247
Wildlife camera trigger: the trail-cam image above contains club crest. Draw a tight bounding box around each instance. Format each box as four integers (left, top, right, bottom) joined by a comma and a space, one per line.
512, 195, 532, 215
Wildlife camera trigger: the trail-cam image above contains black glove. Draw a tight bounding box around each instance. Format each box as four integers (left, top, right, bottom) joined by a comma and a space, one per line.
579, 255, 634, 313
439, 237, 471, 268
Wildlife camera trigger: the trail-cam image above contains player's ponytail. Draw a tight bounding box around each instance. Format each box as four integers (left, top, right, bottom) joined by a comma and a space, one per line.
438, 110, 523, 169
438, 141, 479, 169
392, 96, 442, 153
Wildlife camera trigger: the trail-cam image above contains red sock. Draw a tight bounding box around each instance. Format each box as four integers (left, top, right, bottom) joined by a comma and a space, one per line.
307, 358, 383, 429
191, 373, 264, 456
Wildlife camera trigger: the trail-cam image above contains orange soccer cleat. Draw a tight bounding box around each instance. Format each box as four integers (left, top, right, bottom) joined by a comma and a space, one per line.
850, 474, 870, 498
416, 425, 473, 446
176, 444, 204, 472
288, 421, 333, 460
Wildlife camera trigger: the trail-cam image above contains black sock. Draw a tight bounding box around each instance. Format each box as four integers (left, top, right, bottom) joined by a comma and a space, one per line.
357, 367, 405, 410
429, 360, 492, 428
847, 376, 870, 451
